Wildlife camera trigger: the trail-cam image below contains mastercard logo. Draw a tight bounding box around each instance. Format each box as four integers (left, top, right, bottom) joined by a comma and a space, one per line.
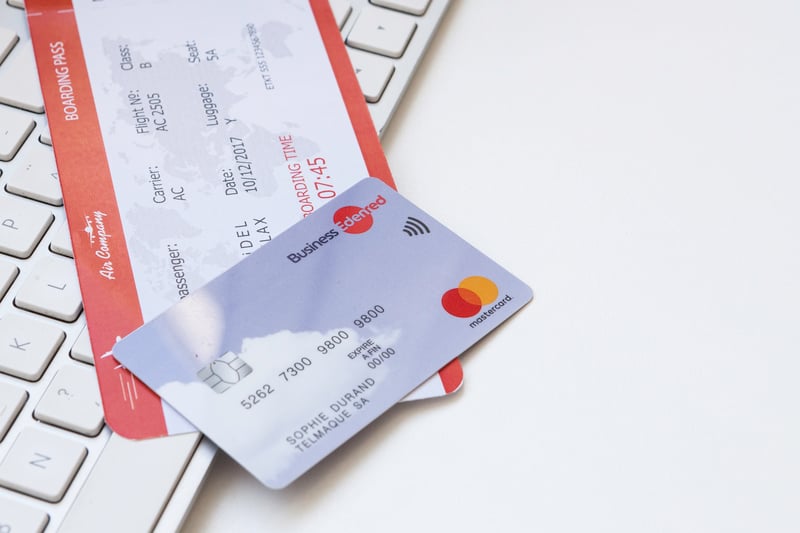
441, 276, 499, 318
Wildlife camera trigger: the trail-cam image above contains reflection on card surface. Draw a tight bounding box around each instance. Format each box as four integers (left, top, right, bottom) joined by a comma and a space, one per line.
115, 178, 532, 488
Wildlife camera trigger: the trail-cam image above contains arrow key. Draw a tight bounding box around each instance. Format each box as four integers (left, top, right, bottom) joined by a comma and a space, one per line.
347, 48, 395, 102
346, 6, 416, 58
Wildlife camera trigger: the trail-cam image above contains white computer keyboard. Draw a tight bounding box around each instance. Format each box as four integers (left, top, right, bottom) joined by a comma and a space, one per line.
335, 0, 451, 135
0, 0, 450, 530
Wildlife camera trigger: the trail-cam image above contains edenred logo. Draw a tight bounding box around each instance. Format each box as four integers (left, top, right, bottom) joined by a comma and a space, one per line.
333, 194, 387, 234
441, 276, 499, 318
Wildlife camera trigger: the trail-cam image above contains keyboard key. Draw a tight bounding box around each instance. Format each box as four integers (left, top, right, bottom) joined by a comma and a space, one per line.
57, 432, 202, 533
0, 27, 18, 64
0, 427, 87, 503
371, 0, 431, 16
0, 195, 54, 259
5, 141, 63, 206
38, 118, 53, 146
70, 326, 94, 365
39, 125, 53, 146
34, 365, 104, 437
14, 254, 83, 322
50, 221, 74, 258
348, 48, 395, 102
0, 40, 45, 113
0, 313, 65, 381
0, 495, 49, 533
0, 381, 27, 441
330, 0, 353, 28
0, 105, 34, 161
0, 260, 19, 300
347, 6, 417, 58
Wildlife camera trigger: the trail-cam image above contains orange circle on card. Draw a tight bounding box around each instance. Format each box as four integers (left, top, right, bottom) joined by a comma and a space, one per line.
458, 276, 499, 305
441, 276, 499, 318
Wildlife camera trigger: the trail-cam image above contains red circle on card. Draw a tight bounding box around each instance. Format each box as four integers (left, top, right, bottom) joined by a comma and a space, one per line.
333, 205, 373, 234
441, 288, 483, 317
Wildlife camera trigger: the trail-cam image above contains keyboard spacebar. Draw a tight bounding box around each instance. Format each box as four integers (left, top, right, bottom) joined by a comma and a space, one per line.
58, 431, 201, 533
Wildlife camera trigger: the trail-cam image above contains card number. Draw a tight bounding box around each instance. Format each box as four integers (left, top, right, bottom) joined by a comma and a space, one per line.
241, 383, 275, 409
353, 305, 385, 328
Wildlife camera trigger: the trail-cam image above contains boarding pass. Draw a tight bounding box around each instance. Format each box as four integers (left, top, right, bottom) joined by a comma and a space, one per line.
26, 0, 462, 438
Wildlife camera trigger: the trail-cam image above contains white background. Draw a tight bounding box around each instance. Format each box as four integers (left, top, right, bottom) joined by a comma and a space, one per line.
184, 1, 800, 531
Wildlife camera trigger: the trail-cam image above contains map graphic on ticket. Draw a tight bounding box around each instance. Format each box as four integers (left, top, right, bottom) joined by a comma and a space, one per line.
26, 0, 462, 438
114, 178, 532, 488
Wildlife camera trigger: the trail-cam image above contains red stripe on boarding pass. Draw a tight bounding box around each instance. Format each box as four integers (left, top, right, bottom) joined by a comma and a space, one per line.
26, 0, 168, 437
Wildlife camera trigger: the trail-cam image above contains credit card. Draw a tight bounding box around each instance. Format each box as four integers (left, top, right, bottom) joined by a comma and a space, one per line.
26, 0, 462, 438
114, 178, 532, 488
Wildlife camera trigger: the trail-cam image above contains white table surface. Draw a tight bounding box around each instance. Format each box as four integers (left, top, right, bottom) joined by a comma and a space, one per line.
184, 1, 800, 531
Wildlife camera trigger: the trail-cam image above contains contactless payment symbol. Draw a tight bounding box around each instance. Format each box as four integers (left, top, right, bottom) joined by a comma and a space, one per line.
402, 216, 430, 237
441, 276, 499, 318
197, 351, 253, 393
